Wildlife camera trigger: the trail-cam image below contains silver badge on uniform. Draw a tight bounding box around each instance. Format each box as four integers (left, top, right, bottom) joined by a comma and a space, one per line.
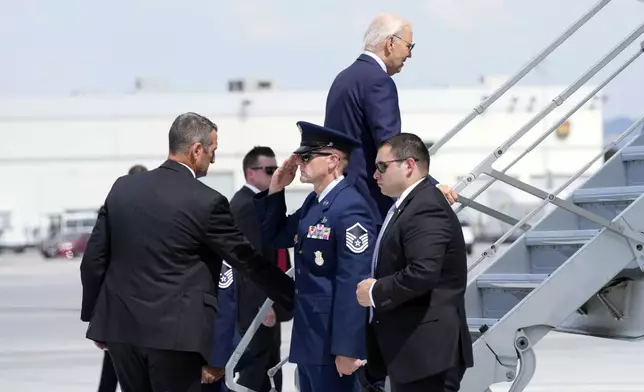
314, 251, 324, 266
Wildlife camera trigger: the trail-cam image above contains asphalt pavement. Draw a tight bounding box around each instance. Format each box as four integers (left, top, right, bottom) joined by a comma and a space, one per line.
1, 245, 643, 392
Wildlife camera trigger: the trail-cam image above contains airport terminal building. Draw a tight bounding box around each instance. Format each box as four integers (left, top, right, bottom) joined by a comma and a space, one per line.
0, 76, 606, 242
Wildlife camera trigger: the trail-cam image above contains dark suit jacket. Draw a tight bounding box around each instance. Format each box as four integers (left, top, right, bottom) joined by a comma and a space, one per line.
366, 177, 473, 384
229, 185, 293, 332
324, 53, 438, 223
230, 185, 292, 391
80, 160, 294, 361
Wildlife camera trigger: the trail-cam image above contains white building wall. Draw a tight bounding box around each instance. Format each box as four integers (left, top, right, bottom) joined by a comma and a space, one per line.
0, 84, 605, 238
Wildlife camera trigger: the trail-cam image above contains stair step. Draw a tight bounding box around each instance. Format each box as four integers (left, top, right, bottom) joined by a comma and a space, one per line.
525, 229, 598, 246
477, 273, 549, 289
478, 274, 549, 319
620, 145, 644, 161
572, 185, 644, 203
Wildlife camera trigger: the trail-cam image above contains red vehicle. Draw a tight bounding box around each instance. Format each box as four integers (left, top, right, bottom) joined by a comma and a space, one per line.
40, 232, 91, 259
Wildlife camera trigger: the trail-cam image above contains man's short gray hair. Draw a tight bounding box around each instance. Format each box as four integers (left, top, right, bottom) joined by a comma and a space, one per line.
168, 112, 218, 154
363, 13, 409, 51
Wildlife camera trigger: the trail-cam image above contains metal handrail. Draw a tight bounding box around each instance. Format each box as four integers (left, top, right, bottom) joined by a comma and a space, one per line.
454, 42, 644, 216
467, 114, 644, 278
225, 267, 294, 392
427, 0, 611, 156
450, 23, 644, 200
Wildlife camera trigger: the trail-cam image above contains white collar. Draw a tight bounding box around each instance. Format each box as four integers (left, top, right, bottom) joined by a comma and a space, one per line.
318, 176, 345, 202
394, 177, 425, 208
244, 183, 262, 194
177, 162, 195, 178
362, 51, 387, 73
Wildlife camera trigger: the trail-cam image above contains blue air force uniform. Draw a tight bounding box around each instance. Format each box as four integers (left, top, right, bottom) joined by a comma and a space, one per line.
203, 262, 256, 392
202, 261, 238, 392
255, 122, 376, 392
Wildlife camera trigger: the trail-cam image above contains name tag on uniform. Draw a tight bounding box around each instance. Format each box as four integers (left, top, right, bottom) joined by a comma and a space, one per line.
307, 224, 331, 240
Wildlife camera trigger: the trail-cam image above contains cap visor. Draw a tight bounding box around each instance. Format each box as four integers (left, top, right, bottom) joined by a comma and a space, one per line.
294, 145, 315, 154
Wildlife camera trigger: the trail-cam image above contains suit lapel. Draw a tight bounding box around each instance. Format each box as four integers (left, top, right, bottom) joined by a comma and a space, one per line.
387, 178, 429, 231
380, 178, 431, 245
375, 179, 431, 277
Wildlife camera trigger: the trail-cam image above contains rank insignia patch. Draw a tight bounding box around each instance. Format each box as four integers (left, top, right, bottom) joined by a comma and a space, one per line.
219, 261, 234, 289
346, 223, 368, 253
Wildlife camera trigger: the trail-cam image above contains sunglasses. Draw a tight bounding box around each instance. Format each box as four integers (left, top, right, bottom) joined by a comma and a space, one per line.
250, 166, 278, 175
375, 158, 417, 173
297, 151, 333, 163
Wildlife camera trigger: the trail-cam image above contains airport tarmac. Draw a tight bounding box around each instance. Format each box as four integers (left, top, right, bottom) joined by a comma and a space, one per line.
1, 246, 643, 392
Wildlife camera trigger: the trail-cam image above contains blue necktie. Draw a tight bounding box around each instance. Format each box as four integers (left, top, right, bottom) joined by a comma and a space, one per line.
371, 204, 397, 278
369, 203, 397, 322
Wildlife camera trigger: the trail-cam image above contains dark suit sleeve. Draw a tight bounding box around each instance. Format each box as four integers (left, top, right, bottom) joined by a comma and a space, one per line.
232, 193, 294, 324
371, 203, 451, 311
364, 76, 438, 185
80, 205, 110, 322
254, 190, 301, 249
331, 204, 375, 359
205, 194, 294, 312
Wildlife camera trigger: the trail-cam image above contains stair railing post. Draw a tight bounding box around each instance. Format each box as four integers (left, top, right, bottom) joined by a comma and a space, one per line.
225, 267, 295, 392
467, 115, 644, 279
427, 0, 611, 156
454, 44, 644, 215
453, 22, 644, 198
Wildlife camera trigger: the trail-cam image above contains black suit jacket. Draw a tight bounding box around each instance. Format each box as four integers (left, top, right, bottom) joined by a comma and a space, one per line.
366, 178, 473, 384
80, 160, 294, 361
229, 186, 293, 333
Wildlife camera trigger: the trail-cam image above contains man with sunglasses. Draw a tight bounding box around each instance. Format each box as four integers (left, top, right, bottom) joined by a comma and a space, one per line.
324, 13, 457, 228
227, 146, 292, 392
356, 134, 472, 392
255, 121, 376, 392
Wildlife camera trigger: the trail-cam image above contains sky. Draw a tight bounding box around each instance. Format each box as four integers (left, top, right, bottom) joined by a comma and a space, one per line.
1, 0, 643, 120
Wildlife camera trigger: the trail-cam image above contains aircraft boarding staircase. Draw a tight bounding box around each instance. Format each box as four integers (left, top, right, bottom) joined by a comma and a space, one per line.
226, 1, 644, 391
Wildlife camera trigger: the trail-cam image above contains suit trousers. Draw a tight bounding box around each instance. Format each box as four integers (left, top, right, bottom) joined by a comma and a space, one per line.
237, 352, 282, 392
97, 351, 119, 392
390, 365, 466, 392
236, 327, 282, 392
107, 342, 203, 392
